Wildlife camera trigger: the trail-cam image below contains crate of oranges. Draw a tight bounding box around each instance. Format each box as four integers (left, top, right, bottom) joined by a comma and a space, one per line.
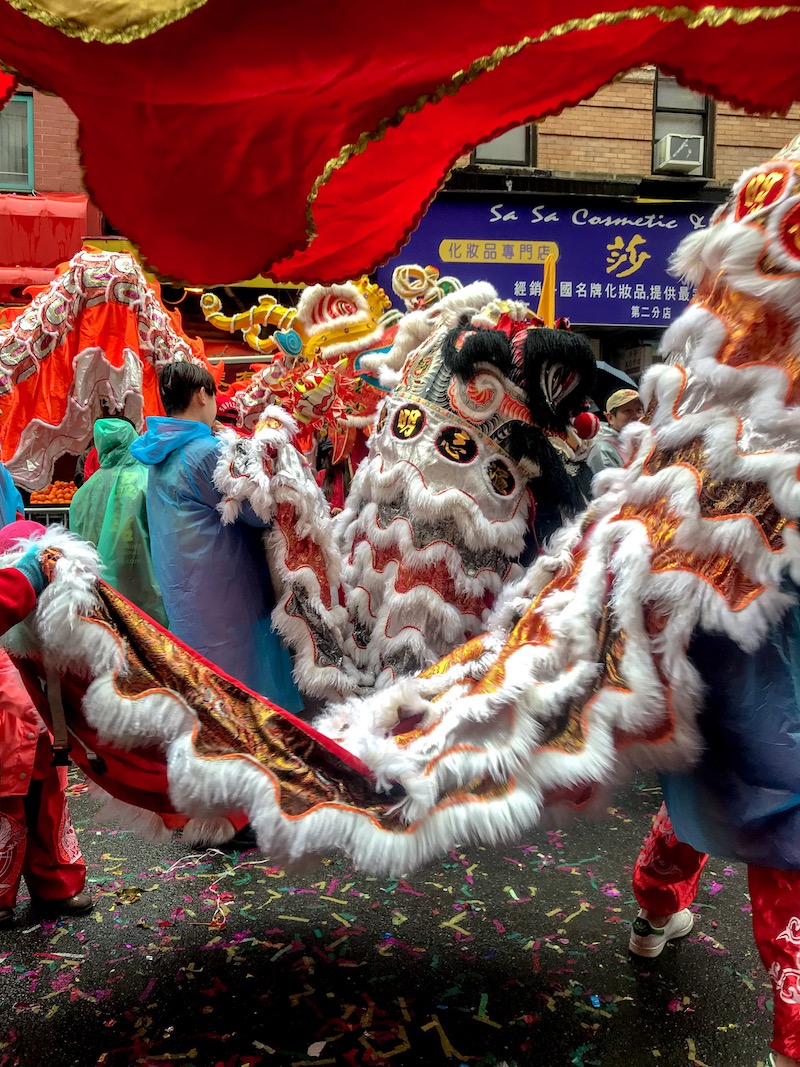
30, 480, 78, 505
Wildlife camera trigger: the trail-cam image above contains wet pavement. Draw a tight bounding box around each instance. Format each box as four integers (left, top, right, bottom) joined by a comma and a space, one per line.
0, 772, 773, 1067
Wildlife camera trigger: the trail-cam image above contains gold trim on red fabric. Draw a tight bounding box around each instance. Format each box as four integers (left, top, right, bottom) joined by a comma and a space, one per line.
696, 276, 800, 404
5, 0, 208, 43
305, 5, 800, 244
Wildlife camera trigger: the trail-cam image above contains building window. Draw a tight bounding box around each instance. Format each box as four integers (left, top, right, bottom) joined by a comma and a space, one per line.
473, 125, 536, 167
0, 93, 33, 191
652, 73, 713, 177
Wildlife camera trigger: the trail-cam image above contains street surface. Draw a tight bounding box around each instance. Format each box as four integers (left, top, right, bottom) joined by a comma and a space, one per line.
0, 771, 772, 1067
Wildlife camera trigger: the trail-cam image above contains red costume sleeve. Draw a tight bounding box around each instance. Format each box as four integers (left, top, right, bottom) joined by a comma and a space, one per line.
0, 568, 37, 635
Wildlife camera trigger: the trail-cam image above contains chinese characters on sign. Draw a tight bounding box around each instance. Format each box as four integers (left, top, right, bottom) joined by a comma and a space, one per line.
438, 239, 558, 264
377, 199, 710, 328
605, 234, 650, 278
550, 272, 693, 322
496, 232, 692, 323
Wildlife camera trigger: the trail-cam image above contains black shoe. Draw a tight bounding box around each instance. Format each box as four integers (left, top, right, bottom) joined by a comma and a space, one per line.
225, 823, 259, 851
31, 891, 94, 918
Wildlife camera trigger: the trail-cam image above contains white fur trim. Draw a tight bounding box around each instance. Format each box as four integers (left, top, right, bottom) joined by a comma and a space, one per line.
213, 414, 364, 699
369, 281, 497, 373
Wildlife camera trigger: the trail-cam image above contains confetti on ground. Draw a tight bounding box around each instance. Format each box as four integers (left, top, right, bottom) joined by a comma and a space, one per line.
0, 771, 774, 1066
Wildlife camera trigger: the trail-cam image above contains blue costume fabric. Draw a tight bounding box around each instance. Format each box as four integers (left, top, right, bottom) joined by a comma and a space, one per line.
130, 417, 303, 712
662, 588, 800, 871
0, 465, 23, 527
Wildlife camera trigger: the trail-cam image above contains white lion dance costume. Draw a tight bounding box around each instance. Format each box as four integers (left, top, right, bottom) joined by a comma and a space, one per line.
2, 138, 800, 899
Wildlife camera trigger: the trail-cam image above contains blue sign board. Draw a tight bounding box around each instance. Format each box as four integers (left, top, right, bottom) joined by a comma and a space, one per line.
376, 197, 714, 328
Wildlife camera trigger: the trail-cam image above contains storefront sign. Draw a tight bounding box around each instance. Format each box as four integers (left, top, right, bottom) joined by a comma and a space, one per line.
376, 197, 713, 327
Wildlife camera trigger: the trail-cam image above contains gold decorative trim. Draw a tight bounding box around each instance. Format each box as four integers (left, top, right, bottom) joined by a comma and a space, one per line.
305, 4, 800, 245
3, 0, 209, 44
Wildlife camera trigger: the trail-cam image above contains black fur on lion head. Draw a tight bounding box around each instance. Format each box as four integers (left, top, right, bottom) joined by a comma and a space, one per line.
514, 326, 596, 433
441, 322, 596, 518
441, 325, 514, 380
441, 323, 595, 433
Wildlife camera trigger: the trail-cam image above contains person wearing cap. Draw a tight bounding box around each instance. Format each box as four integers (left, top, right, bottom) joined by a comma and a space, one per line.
0, 519, 92, 926
586, 388, 644, 475
69, 416, 167, 626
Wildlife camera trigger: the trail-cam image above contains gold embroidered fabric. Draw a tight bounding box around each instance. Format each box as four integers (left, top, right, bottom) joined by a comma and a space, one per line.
418, 635, 488, 679
697, 281, 800, 402
5, 0, 208, 42
644, 439, 788, 551
93, 581, 401, 826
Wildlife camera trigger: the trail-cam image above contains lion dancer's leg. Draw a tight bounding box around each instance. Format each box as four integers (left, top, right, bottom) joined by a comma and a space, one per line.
632, 807, 800, 1064
17, 735, 86, 904
630, 803, 707, 956
749, 865, 800, 1065
0, 733, 87, 923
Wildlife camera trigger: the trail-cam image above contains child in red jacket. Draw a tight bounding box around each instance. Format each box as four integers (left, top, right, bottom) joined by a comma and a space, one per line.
0, 521, 92, 926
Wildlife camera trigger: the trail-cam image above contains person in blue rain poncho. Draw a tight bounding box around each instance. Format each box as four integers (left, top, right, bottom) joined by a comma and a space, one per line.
130, 362, 302, 712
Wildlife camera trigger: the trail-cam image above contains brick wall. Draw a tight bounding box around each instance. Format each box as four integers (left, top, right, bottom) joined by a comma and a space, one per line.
30, 89, 85, 192
537, 70, 655, 177
530, 69, 800, 183
715, 103, 800, 181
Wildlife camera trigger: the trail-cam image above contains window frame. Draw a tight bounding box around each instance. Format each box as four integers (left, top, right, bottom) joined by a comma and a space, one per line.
0, 91, 34, 192
651, 72, 714, 178
472, 124, 537, 168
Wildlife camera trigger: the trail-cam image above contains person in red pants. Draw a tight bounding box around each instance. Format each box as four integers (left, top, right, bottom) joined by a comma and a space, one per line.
629, 802, 704, 957
628, 611, 800, 1067
0, 521, 92, 926
631, 806, 800, 1067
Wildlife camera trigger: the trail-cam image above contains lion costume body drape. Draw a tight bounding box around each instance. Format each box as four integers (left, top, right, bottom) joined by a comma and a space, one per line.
4, 138, 800, 874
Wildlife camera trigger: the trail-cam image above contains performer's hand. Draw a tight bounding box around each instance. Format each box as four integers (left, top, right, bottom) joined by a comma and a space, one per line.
13, 544, 47, 595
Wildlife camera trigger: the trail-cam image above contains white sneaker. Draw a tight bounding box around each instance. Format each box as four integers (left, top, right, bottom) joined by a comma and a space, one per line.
629, 908, 694, 958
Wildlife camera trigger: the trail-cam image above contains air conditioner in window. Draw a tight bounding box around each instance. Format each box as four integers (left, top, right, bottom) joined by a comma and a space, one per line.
654, 133, 704, 174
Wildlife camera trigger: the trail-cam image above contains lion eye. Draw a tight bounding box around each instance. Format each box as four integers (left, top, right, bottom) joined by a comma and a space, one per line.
541, 362, 577, 410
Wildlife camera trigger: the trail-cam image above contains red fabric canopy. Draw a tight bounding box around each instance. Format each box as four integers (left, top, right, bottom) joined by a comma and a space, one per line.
0, 2, 798, 285
0, 192, 88, 269
0, 193, 91, 300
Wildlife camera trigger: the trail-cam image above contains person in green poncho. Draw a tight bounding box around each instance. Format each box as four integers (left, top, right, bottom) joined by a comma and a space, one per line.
69, 417, 167, 626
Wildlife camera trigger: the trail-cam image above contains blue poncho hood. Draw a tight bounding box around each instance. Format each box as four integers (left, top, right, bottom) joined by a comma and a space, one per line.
130, 417, 213, 465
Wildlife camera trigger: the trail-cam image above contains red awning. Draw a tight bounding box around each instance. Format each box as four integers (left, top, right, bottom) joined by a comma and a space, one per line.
0, 192, 88, 270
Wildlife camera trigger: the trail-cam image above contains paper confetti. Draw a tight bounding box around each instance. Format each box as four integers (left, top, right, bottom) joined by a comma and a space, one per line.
0, 770, 775, 1066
